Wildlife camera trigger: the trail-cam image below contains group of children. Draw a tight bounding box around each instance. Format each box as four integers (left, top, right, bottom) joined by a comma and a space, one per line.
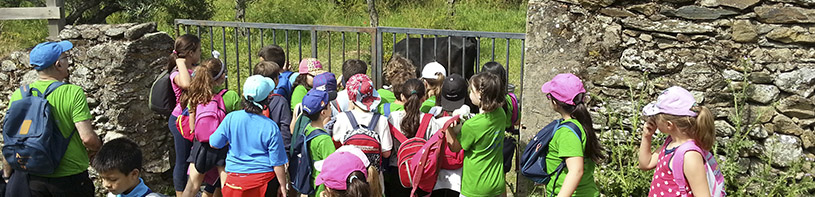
91, 33, 722, 197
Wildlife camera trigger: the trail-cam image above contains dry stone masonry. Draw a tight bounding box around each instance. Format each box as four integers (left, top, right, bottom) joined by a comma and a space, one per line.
0, 23, 174, 194
523, 0, 815, 194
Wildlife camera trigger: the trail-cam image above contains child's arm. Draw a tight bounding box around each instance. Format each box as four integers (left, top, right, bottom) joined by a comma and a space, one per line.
274, 164, 288, 196
174, 58, 193, 89
557, 157, 584, 197
209, 118, 230, 149
638, 123, 659, 170
683, 151, 711, 197
445, 122, 463, 152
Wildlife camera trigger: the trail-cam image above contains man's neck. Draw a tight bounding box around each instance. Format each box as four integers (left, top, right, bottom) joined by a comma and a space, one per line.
37, 73, 62, 81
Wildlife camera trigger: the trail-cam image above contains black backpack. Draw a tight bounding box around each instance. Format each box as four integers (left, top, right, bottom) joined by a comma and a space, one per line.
149, 70, 175, 115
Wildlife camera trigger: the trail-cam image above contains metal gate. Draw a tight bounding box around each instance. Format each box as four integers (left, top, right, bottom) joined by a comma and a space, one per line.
174, 19, 525, 101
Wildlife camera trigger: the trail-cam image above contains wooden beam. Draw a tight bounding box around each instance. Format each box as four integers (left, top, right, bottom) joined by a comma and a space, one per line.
0, 7, 62, 20
45, 0, 65, 40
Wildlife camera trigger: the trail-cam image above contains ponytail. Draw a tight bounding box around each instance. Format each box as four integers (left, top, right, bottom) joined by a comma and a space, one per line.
553, 93, 605, 163
401, 79, 426, 138
328, 171, 371, 197
179, 58, 222, 115
693, 106, 715, 151
365, 166, 381, 197
424, 73, 445, 99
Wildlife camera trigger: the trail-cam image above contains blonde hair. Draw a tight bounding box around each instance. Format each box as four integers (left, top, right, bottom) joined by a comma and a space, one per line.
654, 106, 716, 151
423, 73, 445, 99
179, 58, 223, 115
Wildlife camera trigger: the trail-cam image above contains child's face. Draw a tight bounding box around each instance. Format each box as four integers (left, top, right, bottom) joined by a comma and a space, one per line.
307, 74, 315, 86
469, 84, 481, 106
99, 169, 140, 195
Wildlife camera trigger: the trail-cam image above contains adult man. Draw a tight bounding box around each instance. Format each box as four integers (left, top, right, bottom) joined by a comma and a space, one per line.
3, 41, 102, 196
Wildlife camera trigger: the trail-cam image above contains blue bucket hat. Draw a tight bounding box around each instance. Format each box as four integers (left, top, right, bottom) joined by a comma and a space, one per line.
29, 41, 73, 70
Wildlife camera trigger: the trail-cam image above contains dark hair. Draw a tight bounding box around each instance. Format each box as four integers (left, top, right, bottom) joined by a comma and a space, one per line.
305, 107, 326, 122
166, 34, 201, 71
330, 171, 371, 197
481, 62, 507, 94
254, 61, 281, 79
293, 73, 311, 89
469, 72, 505, 112
400, 79, 426, 138
384, 55, 416, 98
243, 96, 270, 115
342, 59, 368, 88
179, 58, 224, 115
551, 93, 605, 163
258, 45, 286, 67
91, 138, 142, 175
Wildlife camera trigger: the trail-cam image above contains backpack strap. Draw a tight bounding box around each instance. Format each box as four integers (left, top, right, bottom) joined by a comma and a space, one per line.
671, 140, 706, 197
389, 124, 408, 143
213, 89, 228, 112
306, 129, 329, 142
345, 111, 360, 130
19, 85, 33, 97
383, 103, 391, 117
43, 81, 65, 97
415, 113, 434, 139
368, 113, 381, 130
549, 119, 584, 195
332, 100, 342, 112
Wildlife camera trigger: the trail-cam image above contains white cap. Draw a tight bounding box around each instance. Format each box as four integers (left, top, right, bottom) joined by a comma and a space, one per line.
314, 145, 370, 171
422, 62, 446, 79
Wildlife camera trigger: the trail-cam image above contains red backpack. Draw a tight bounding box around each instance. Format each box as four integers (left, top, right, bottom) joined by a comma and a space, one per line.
342, 111, 383, 169
390, 114, 434, 189
176, 89, 228, 142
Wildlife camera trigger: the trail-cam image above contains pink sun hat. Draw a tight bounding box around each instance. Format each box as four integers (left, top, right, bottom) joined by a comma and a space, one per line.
642, 86, 698, 117
540, 73, 586, 105
314, 151, 368, 191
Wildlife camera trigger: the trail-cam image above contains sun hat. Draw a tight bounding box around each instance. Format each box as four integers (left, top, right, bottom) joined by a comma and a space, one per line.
421, 62, 446, 79
298, 58, 324, 75
314, 151, 368, 191
540, 73, 586, 105
642, 86, 698, 117
243, 75, 276, 107
29, 41, 73, 70
302, 89, 330, 116
440, 74, 468, 111
313, 72, 338, 100
345, 74, 381, 111
315, 146, 370, 171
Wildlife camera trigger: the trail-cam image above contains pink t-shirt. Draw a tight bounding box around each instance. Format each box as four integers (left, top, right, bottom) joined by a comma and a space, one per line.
648, 140, 691, 197
170, 70, 192, 116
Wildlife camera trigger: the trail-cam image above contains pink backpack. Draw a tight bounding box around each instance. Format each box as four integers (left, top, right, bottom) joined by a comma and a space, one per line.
176, 90, 228, 142
407, 116, 460, 196
670, 138, 726, 197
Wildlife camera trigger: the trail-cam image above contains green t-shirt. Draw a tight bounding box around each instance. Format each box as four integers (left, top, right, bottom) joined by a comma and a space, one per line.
306, 124, 335, 196
544, 119, 599, 197
291, 85, 309, 112
378, 89, 396, 104
216, 87, 241, 113
377, 103, 404, 115
457, 108, 507, 197
419, 96, 436, 113
9, 80, 92, 177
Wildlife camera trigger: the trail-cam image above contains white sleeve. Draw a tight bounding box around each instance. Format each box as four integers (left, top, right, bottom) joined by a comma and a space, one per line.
377, 114, 393, 152
332, 113, 348, 142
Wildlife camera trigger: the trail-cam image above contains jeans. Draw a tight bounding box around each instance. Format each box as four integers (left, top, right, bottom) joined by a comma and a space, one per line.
169, 115, 192, 192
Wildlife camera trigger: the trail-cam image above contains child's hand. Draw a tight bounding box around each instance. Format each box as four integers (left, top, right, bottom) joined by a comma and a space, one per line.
642, 122, 656, 139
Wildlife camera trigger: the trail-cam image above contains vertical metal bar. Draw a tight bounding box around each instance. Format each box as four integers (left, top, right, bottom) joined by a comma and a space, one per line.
298, 31, 303, 61
356, 32, 360, 60
520, 39, 525, 109
222, 27, 228, 89
419, 34, 424, 66
370, 31, 378, 88
235, 27, 241, 92
447, 36, 452, 76
260, 29, 264, 48
434, 35, 438, 60
248, 28, 253, 72
184, 25, 189, 34
285, 30, 290, 66
462, 37, 466, 77
197, 26, 201, 43
273, 29, 277, 45
476, 37, 480, 72
174, 23, 179, 38
505, 38, 511, 76
491, 38, 496, 61
328, 31, 332, 72
342, 32, 346, 62
375, 30, 384, 88
392, 33, 396, 55
406, 33, 410, 61
209, 26, 214, 57
311, 30, 318, 58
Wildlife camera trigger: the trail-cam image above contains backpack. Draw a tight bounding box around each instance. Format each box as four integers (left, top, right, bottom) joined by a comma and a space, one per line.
520, 119, 582, 188
149, 70, 175, 115
2, 82, 75, 174
176, 89, 228, 142
669, 138, 726, 197
508, 93, 520, 126
342, 111, 383, 170
406, 116, 460, 196
261, 94, 285, 118
289, 128, 329, 195
390, 114, 434, 188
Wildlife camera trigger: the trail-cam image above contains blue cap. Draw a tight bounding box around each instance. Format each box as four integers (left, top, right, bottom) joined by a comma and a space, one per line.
243, 75, 277, 104
313, 72, 338, 100
29, 41, 73, 70
302, 89, 330, 116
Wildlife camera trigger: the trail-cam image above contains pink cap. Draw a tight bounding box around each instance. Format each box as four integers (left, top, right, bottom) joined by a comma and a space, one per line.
540, 73, 586, 105
298, 58, 323, 74
642, 86, 698, 117
314, 151, 368, 191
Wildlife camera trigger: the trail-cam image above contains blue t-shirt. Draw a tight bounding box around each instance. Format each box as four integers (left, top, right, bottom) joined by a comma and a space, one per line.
275, 71, 295, 101
210, 110, 289, 173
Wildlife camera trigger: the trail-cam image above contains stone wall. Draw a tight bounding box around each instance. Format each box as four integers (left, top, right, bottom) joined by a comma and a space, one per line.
0, 23, 175, 195
523, 0, 815, 194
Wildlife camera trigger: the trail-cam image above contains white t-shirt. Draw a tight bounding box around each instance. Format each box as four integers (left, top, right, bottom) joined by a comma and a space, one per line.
431, 115, 463, 192
386, 111, 442, 166
332, 109, 393, 153
331, 90, 351, 116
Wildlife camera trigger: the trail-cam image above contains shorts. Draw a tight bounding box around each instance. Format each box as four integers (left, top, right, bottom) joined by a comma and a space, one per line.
187, 140, 228, 173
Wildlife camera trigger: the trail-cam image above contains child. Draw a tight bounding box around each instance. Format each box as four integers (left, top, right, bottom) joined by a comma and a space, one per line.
253, 61, 293, 196
540, 73, 604, 196
258, 45, 294, 101
444, 72, 506, 197
179, 58, 240, 197
332, 74, 391, 197
292, 58, 324, 111
333, 59, 368, 115
302, 89, 337, 196
638, 86, 718, 197
420, 62, 446, 113
166, 34, 201, 197
480, 62, 520, 174
429, 74, 470, 197
315, 151, 372, 197
209, 75, 289, 196
377, 55, 415, 116
93, 138, 163, 197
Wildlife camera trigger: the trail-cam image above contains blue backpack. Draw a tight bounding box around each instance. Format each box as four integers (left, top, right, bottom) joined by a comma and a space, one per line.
289, 127, 328, 195
520, 119, 582, 187
2, 82, 75, 175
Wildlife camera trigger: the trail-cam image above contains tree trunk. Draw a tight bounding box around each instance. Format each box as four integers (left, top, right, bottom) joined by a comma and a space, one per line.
236, 0, 247, 22
366, 0, 378, 27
